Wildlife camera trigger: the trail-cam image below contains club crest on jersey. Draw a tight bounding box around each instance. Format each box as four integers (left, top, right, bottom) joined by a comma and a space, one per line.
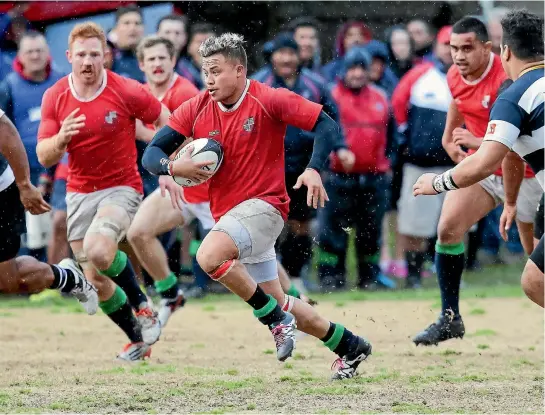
243, 117, 255, 132
482, 95, 491, 109
105, 111, 117, 124
209, 130, 220, 137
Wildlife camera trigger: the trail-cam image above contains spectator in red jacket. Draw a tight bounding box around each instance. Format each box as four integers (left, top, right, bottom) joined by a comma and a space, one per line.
317, 46, 399, 291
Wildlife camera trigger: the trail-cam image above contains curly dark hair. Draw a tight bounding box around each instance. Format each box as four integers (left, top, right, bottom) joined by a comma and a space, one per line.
501, 9, 544, 60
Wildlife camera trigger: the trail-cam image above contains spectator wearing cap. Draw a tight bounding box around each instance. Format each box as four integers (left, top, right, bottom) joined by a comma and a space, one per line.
111, 5, 145, 83
0, 31, 64, 261
391, 26, 454, 288
251, 32, 341, 290
322, 20, 373, 82
318, 46, 399, 291
176, 23, 215, 90
364, 39, 399, 97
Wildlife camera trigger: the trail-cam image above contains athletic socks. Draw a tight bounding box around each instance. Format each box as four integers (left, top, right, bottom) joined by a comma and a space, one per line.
406, 251, 425, 279
321, 322, 360, 357
49, 264, 78, 293
435, 242, 465, 316
154, 272, 179, 300
100, 250, 148, 310
248, 286, 286, 326
287, 283, 302, 299
100, 286, 143, 343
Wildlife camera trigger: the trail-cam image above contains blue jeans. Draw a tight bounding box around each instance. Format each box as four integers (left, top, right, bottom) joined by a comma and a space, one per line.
481, 205, 524, 255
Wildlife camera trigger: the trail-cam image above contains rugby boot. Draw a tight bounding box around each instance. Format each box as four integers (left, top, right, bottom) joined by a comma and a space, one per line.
331, 337, 373, 380
116, 342, 151, 362
413, 314, 465, 346
157, 289, 186, 328
59, 258, 99, 315
136, 304, 162, 345
270, 312, 297, 362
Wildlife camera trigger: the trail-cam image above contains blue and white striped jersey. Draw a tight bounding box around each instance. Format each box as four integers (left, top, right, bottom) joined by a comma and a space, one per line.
484, 66, 544, 189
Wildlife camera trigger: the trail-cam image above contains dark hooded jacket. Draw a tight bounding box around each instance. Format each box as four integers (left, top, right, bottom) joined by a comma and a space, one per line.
322, 21, 372, 82
363, 40, 399, 98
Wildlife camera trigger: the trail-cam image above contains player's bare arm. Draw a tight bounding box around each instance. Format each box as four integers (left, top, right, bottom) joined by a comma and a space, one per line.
0, 113, 51, 215
37, 108, 86, 168
135, 105, 171, 144
499, 152, 524, 242
442, 100, 468, 163
294, 111, 352, 208
413, 140, 509, 196
142, 126, 213, 182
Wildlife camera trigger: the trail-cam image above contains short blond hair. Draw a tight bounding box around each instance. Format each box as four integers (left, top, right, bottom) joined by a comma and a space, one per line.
68, 22, 107, 50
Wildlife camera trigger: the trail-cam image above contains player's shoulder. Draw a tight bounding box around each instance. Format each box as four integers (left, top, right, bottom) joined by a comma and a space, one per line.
107, 70, 144, 91
499, 70, 544, 109
46, 75, 70, 94
486, 54, 507, 85
43, 75, 70, 104
173, 75, 200, 96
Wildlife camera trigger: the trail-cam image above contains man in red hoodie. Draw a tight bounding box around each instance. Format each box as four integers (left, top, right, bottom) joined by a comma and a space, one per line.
317, 46, 398, 290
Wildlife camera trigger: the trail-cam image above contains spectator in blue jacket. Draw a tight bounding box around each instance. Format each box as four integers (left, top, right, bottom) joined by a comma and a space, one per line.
111, 5, 145, 83
252, 32, 340, 291
176, 23, 215, 90
0, 31, 63, 261
364, 40, 399, 97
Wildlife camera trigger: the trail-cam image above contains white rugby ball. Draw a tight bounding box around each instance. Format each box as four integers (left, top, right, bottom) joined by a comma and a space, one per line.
172, 138, 224, 187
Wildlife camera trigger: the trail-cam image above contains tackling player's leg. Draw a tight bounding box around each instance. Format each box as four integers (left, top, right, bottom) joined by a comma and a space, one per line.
278, 260, 317, 306
128, 188, 186, 327
0, 182, 97, 314
413, 183, 496, 346
522, 235, 544, 307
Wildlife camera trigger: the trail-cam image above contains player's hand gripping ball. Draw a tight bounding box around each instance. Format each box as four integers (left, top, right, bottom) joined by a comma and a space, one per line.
172, 138, 224, 187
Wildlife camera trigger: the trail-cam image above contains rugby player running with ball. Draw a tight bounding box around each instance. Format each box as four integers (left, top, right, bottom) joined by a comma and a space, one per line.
143, 33, 370, 380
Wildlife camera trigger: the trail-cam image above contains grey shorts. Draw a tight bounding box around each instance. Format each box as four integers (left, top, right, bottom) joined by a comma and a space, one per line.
398, 163, 450, 238
66, 186, 142, 242
479, 175, 542, 224
212, 198, 284, 283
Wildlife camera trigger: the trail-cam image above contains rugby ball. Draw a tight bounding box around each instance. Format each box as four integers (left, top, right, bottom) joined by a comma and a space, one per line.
172, 138, 224, 187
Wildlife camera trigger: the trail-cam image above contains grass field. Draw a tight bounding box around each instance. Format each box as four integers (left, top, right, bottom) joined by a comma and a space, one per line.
0, 261, 543, 414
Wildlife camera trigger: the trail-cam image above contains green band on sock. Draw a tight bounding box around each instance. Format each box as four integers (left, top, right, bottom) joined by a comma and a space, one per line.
252, 295, 278, 319
287, 283, 301, 298
154, 273, 178, 293
99, 250, 127, 277
318, 248, 339, 266
324, 323, 345, 352
99, 286, 127, 315
435, 242, 465, 256
189, 240, 201, 257
364, 252, 380, 264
